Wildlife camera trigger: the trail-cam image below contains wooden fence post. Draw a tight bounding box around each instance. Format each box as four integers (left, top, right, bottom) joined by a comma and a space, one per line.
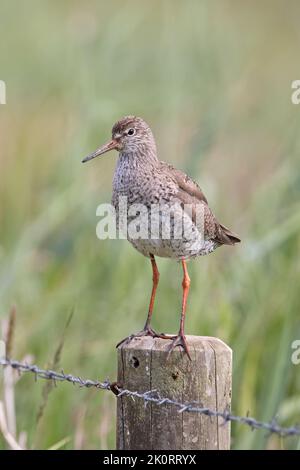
116, 335, 232, 450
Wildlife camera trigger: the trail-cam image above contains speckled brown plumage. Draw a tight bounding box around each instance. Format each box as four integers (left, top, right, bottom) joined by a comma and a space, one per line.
82, 116, 241, 359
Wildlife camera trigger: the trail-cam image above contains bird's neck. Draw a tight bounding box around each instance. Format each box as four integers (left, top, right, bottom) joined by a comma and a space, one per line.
117, 146, 159, 171
113, 147, 159, 194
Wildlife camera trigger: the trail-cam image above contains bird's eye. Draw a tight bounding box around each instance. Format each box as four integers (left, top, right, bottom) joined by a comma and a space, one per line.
127, 128, 135, 136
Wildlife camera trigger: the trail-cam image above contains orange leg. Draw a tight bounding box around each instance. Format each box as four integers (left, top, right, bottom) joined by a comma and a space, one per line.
180, 260, 191, 335
144, 254, 160, 329
116, 255, 169, 348
168, 260, 191, 360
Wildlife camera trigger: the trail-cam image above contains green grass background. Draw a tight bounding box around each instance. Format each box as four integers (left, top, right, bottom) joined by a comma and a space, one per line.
1, 0, 300, 450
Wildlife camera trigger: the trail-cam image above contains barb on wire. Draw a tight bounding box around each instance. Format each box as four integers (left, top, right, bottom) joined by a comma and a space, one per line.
1, 357, 300, 438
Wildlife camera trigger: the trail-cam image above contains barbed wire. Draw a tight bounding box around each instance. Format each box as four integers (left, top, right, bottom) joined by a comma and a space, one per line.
0, 358, 111, 390
1, 357, 300, 437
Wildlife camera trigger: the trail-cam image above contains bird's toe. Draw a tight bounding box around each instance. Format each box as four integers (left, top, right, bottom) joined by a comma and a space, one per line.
116, 326, 171, 348
167, 334, 192, 361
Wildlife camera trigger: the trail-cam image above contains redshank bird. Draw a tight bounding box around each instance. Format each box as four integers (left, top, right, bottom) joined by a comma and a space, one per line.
82, 116, 240, 359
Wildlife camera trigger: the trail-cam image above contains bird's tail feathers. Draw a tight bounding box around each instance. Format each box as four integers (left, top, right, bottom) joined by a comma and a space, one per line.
218, 223, 241, 245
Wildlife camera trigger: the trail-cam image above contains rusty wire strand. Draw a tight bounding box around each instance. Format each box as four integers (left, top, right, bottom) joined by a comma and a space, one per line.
1, 357, 300, 437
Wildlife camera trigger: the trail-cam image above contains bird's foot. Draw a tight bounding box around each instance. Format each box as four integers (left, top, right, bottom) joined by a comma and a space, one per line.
167, 332, 192, 361
116, 326, 171, 348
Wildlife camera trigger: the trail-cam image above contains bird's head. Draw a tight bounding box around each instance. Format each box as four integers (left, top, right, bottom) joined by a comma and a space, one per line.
82, 116, 156, 163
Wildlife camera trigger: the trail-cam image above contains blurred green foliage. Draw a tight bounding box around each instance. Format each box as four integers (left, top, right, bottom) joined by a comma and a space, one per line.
0, 0, 300, 450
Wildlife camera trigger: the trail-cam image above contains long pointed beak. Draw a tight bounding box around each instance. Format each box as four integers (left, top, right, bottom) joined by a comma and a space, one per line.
82, 139, 119, 163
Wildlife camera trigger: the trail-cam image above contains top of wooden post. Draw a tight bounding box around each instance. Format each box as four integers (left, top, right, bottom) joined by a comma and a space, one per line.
118, 335, 231, 362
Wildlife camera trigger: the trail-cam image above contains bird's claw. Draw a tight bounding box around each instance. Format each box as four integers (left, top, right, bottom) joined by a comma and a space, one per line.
116, 326, 171, 348
167, 333, 192, 361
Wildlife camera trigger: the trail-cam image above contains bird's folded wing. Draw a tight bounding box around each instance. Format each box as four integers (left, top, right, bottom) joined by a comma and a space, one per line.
161, 162, 240, 245
161, 162, 208, 204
